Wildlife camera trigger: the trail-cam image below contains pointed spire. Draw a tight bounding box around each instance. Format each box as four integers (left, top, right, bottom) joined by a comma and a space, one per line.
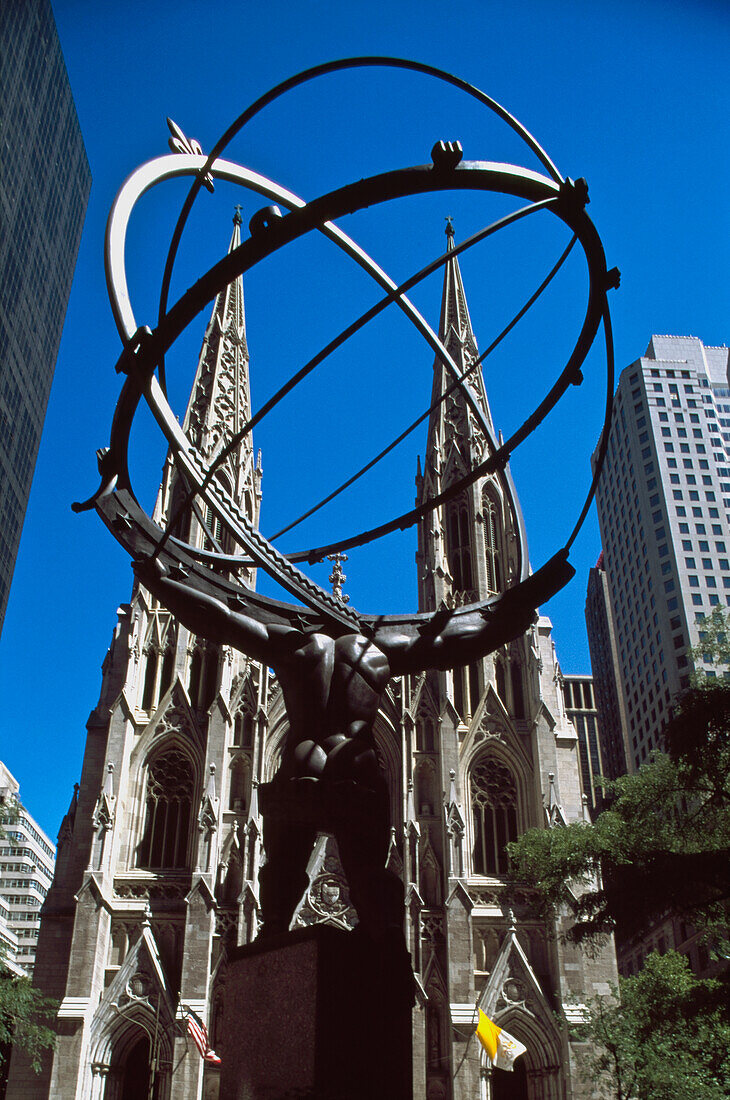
151, 211, 262, 542
208, 210, 248, 357
102, 763, 115, 800
182, 209, 252, 457
248, 777, 260, 824
406, 778, 417, 826
546, 771, 567, 827
421, 221, 494, 510
439, 218, 477, 358
447, 768, 459, 808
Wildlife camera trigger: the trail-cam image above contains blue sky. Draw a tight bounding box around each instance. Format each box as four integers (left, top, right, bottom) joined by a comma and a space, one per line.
2, 0, 729, 839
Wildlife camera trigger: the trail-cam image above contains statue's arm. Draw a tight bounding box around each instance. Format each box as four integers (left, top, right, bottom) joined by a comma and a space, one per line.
133, 557, 282, 664
374, 606, 535, 675
377, 552, 574, 675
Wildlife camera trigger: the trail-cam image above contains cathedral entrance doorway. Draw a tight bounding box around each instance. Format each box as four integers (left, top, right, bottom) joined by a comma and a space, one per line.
492, 1059, 528, 1100
105, 1034, 159, 1100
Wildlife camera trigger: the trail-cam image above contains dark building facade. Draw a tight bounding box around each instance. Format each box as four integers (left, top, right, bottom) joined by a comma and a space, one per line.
0, 0, 90, 636
584, 555, 630, 784
561, 674, 605, 814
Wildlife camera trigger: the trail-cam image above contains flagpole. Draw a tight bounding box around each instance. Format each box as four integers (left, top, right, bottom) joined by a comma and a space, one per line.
149, 991, 160, 1100
110, 996, 163, 1098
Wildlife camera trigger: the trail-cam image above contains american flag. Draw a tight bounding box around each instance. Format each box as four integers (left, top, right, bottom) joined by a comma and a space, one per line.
182, 1005, 222, 1066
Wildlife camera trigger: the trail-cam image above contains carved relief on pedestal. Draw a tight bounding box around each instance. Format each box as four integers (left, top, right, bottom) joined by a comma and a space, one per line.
292, 835, 357, 932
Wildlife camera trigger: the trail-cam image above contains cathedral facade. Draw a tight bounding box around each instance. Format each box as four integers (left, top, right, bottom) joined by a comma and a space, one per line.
8, 217, 617, 1100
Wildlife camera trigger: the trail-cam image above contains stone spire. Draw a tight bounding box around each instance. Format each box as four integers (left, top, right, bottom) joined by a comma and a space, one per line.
416, 224, 521, 612
183, 208, 251, 467
435, 220, 492, 430
155, 210, 262, 537
420, 224, 494, 507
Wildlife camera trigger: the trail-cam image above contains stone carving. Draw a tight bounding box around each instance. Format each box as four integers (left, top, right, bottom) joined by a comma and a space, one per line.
420, 912, 445, 945
294, 840, 357, 932
92, 765, 116, 832
114, 879, 190, 901
126, 970, 152, 1001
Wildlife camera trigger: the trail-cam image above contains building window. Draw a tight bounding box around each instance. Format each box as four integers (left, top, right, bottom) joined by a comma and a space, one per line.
189, 644, 219, 710
417, 718, 437, 753
471, 755, 518, 876
482, 491, 502, 596
228, 756, 250, 814
447, 496, 473, 595
234, 709, 255, 748
137, 747, 195, 869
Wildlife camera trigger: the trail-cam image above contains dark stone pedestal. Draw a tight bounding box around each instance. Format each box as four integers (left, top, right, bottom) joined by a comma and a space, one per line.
219, 924, 413, 1100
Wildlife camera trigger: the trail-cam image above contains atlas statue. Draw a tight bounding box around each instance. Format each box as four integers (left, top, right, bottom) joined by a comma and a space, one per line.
134, 552, 569, 938
76, 58, 616, 944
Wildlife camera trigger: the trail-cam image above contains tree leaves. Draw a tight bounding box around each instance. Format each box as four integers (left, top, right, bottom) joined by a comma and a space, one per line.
507, 684, 730, 946
0, 967, 56, 1073
571, 952, 730, 1100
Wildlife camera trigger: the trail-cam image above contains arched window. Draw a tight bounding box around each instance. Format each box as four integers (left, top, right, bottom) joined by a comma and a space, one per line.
471, 755, 519, 876
159, 646, 174, 699
234, 709, 255, 748
189, 648, 202, 705
415, 761, 437, 816
189, 645, 219, 711
416, 718, 436, 753
141, 650, 158, 711
203, 473, 233, 553
137, 746, 195, 869
468, 663, 481, 714
482, 491, 502, 595
511, 661, 525, 719
141, 638, 175, 712
201, 650, 219, 711
203, 503, 223, 550
447, 496, 473, 595
228, 757, 250, 814
496, 658, 507, 704
453, 668, 465, 719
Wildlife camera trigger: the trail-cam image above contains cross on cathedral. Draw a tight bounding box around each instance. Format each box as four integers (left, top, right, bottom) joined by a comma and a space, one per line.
327, 552, 349, 604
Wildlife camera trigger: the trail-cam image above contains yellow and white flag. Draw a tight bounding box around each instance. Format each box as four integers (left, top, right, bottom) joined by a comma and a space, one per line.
476, 1010, 527, 1071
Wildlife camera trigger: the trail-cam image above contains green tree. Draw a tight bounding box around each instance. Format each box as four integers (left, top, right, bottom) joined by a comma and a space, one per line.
507, 682, 730, 947
0, 798, 57, 1077
0, 970, 57, 1075
691, 605, 730, 678
572, 951, 730, 1100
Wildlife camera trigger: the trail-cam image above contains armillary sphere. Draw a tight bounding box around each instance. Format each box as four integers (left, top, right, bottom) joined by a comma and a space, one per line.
74, 57, 618, 639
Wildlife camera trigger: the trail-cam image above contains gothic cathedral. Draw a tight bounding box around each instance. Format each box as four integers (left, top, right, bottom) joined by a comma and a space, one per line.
8, 217, 617, 1100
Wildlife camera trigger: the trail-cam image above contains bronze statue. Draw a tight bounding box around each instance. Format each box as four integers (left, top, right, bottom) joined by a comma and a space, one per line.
134, 553, 570, 939
79, 56, 611, 947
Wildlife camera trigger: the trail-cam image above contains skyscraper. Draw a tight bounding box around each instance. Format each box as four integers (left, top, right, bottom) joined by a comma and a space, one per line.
0, 0, 91, 637
9, 220, 616, 1100
590, 336, 730, 773
0, 762, 56, 977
